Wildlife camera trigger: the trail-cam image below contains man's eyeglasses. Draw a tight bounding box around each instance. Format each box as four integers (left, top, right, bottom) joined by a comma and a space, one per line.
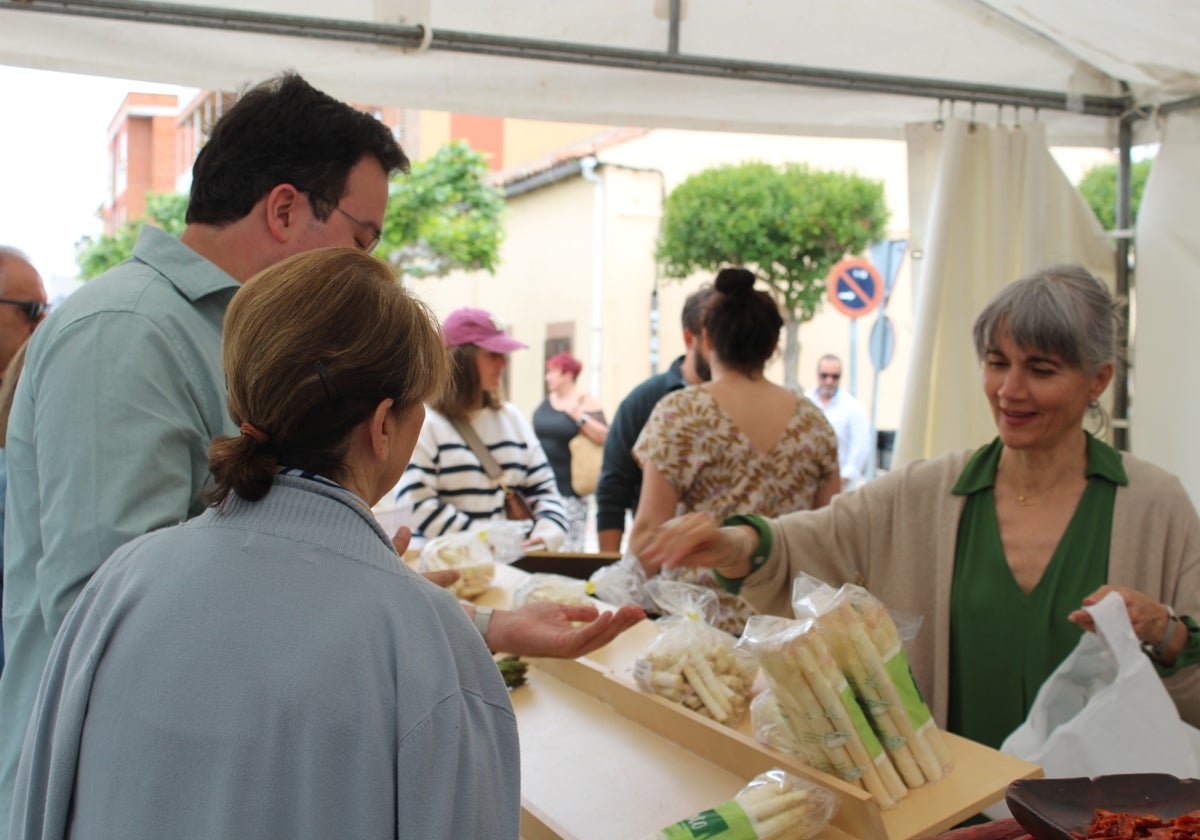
819, 372, 841, 381
307, 191, 382, 252
331, 206, 382, 253
0, 298, 49, 324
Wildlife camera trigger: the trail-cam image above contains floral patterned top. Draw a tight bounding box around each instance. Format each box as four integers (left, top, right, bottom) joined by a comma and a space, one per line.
633, 386, 839, 520
633, 386, 839, 633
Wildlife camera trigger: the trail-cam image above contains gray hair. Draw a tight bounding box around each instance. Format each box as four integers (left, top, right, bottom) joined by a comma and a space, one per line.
972, 264, 1117, 376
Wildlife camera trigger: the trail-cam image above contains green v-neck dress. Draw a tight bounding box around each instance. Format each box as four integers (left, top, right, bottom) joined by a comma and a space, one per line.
946, 434, 1127, 748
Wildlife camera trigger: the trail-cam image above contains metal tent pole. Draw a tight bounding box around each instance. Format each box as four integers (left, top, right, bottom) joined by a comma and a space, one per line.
1112, 114, 1134, 451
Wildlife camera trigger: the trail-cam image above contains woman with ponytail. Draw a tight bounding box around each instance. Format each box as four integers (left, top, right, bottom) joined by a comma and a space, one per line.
628, 267, 840, 632
10, 249, 522, 839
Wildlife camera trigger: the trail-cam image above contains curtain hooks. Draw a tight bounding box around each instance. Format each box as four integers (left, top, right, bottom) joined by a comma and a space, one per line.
935, 99, 945, 131
969, 101, 978, 133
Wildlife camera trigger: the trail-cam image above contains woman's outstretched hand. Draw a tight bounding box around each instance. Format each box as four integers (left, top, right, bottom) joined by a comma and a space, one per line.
487, 602, 646, 659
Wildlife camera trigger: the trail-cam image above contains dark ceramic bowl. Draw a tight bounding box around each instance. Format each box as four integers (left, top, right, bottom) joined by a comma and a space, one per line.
1005, 774, 1200, 840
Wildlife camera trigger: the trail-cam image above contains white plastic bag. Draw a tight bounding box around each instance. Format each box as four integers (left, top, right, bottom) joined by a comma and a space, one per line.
633, 580, 757, 726
1000, 590, 1200, 779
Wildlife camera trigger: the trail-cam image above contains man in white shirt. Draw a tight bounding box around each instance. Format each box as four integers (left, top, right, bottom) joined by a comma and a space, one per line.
805, 354, 871, 489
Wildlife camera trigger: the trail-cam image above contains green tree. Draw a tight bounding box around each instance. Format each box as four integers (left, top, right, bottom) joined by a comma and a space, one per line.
656, 162, 889, 387
76, 192, 188, 280
380, 140, 506, 279
1077, 158, 1152, 230
76, 143, 505, 284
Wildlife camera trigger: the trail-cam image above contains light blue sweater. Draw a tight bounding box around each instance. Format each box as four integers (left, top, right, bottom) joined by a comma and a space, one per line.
10, 474, 520, 839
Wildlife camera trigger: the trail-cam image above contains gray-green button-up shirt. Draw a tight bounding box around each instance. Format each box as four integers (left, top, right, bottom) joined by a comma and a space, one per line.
0, 226, 239, 832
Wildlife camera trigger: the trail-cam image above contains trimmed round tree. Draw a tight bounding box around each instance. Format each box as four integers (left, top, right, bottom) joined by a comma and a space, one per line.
656, 161, 888, 387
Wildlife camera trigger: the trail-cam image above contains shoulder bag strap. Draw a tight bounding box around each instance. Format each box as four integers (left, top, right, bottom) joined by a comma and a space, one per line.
449, 417, 505, 483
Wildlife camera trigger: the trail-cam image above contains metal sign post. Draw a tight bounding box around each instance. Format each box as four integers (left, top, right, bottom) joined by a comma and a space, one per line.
865, 239, 907, 478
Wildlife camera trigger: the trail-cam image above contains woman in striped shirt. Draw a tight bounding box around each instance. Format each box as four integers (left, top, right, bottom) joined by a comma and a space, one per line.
394, 307, 568, 550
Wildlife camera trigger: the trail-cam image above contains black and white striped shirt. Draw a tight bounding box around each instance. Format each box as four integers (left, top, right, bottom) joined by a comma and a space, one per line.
393, 404, 568, 549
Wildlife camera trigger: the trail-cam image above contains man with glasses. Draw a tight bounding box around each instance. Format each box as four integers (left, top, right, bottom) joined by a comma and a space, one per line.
805, 353, 871, 490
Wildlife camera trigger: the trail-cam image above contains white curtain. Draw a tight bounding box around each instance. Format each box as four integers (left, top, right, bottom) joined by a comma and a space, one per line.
1130, 112, 1200, 506
894, 119, 1114, 466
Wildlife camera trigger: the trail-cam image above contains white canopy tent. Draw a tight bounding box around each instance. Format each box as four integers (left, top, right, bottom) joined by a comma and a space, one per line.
3, 0, 1200, 493
3, 0, 1197, 145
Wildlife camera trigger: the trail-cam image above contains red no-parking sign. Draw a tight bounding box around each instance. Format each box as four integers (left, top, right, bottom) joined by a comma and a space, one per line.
826, 257, 883, 319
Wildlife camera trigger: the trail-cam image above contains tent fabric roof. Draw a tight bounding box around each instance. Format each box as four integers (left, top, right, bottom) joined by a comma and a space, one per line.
2, 0, 1196, 146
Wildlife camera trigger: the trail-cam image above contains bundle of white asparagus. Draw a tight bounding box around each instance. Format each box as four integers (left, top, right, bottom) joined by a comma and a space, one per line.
417, 530, 496, 599
416, 520, 526, 599
642, 768, 837, 840
749, 690, 837, 777
512, 572, 594, 608
817, 589, 953, 787
738, 615, 908, 809
634, 580, 758, 726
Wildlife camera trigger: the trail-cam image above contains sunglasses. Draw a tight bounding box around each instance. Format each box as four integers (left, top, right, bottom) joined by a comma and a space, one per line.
0, 298, 49, 324
819, 372, 841, 381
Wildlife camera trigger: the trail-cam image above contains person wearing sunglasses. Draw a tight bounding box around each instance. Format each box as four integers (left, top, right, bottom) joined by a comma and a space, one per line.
0, 248, 48, 378
0, 247, 47, 682
805, 353, 871, 490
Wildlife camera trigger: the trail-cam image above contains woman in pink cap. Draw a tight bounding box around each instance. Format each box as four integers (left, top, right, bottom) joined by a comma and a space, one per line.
393, 307, 568, 550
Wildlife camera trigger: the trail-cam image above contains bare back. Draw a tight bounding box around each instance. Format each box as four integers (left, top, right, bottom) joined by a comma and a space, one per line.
703, 379, 800, 455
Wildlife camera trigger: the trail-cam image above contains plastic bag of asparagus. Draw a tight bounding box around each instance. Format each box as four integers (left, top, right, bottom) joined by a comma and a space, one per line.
737, 614, 910, 808
513, 554, 657, 611
633, 579, 758, 726
790, 575, 953, 790
642, 768, 837, 840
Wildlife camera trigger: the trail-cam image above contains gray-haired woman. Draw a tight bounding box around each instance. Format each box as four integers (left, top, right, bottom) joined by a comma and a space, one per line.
642, 263, 1200, 750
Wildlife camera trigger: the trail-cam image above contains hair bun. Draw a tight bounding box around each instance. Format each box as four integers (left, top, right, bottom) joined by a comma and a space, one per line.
715, 267, 756, 295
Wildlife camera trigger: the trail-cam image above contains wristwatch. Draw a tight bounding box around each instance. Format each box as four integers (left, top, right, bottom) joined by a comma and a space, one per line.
1144, 604, 1179, 662
473, 605, 494, 646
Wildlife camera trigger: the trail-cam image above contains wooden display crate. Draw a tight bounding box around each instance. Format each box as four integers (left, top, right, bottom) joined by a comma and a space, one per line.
483, 564, 1042, 840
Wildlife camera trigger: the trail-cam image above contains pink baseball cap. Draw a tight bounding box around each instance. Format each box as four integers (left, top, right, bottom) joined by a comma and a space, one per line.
441, 307, 528, 352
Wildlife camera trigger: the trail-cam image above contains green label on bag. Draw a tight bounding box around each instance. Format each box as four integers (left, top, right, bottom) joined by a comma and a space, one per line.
884, 647, 933, 729
658, 800, 754, 839
842, 683, 885, 761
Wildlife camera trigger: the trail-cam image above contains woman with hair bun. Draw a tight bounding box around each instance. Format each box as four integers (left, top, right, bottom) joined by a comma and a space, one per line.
10, 249, 532, 839
629, 267, 840, 631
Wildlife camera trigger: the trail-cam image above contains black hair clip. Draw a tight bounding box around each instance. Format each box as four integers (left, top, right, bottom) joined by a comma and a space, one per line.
314, 361, 342, 403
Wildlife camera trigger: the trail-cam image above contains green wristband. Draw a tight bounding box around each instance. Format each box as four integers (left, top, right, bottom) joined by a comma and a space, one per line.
711, 514, 773, 595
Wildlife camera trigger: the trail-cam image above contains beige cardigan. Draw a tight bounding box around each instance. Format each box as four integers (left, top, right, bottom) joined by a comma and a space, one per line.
742, 449, 1200, 729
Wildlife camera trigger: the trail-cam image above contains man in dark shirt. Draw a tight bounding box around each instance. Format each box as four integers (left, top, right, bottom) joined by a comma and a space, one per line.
595, 286, 714, 552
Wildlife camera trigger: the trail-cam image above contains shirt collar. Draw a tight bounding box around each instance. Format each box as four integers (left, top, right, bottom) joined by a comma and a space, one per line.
952, 432, 1128, 496
666, 355, 688, 387
131, 225, 241, 302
